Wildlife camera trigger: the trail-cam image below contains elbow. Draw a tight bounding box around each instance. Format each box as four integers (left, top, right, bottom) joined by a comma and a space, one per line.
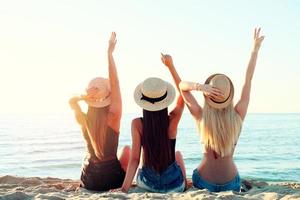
109, 106, 122, 119
68, 99, 72, 107
69, 97, 75, 104
130, 156, 140, 166
244, 79, 252, 87
177, 95, 184, 107
179, 81, 183, 88
68, 98, 76, 108
131, 156, 140, 163
179, 81, 185, 91
110, 78, 120, 86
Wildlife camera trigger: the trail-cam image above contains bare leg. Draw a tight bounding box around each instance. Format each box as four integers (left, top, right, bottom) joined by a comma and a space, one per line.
117, 145, 131, 172
175, 151, 188, 189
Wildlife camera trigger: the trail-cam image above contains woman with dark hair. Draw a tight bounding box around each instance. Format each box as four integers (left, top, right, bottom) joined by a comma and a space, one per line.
69, 32, 130, 191
120, 75, 186, 193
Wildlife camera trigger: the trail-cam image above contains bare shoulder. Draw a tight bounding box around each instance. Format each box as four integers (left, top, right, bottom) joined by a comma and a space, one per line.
132, 117, 142, 126
234, 104, 246, 121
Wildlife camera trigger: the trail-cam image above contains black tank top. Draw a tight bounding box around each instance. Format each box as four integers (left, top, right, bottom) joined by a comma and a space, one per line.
82, 126, 119, 162
169, 139, 176, 163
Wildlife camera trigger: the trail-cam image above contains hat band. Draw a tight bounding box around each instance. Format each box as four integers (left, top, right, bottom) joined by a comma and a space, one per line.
93, 92, 110, 102
209, 90, 231, 104
141, 91, 168, 104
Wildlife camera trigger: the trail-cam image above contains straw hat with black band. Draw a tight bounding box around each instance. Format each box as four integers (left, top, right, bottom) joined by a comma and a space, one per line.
134, 77, 175, 111
204, 74, 234, 109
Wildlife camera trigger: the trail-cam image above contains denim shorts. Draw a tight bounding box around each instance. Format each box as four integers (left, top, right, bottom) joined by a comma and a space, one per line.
192, 169, 241, 192
137, 162, 185, 193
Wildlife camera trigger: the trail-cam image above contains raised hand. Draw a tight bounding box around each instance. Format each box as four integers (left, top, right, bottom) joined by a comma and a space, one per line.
201, 84, 224, 100
108, 32, 117, 55
81, 87, 99, 102
161, 53, 174, 68
253, 28, 265, 52
69, 96, 84, 104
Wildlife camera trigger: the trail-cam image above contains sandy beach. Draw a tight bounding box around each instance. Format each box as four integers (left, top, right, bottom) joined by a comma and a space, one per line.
0, 175, 299, 200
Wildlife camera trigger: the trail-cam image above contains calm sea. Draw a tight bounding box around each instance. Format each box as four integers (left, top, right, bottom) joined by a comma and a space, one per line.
0, 113, 299, 182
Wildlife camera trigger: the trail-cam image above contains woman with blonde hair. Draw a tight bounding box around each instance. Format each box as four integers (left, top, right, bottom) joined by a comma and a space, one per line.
162, 28, 265, 192
69, 32, 130, 191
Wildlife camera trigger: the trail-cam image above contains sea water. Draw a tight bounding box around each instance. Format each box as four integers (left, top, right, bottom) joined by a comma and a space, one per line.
0, 113, 299, 182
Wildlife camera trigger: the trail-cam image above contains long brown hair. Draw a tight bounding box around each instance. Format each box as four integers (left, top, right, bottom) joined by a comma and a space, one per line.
85, 106, 109, 159
142, 108, 172, 173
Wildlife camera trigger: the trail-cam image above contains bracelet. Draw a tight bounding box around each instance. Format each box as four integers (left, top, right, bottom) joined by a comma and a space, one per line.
194, 83, 202, 91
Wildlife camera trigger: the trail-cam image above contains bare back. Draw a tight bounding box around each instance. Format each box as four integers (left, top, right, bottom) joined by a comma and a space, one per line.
198, 145, 238, 184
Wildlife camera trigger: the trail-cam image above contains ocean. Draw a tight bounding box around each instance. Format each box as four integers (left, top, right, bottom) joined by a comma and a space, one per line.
0, 113, 299, 182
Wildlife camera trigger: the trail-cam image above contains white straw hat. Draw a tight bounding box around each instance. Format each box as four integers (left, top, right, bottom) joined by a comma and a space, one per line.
204, 74, 234, 109
85, 77, 111, 108
134, 77, 175, 111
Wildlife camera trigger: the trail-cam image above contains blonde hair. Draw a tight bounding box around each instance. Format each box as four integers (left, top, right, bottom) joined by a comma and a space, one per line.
198, 102, 242, 157
84, 106, 109, 159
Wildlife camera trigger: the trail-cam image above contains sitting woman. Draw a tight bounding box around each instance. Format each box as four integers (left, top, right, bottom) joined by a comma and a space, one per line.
69, 32, 130, 191
120, 76, 186, 193
162, 28, 265, 192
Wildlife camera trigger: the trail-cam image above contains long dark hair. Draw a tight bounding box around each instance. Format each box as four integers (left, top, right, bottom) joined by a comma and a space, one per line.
142, 108, 172, 173
85, 106, 109, 159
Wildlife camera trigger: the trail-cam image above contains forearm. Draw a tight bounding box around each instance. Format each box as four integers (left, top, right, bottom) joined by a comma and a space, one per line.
121, 159, 139, 192
108, 53, 122, 112
167, 65, 181, 92
179, 81, 205, 92
245, 51, 258, 83
108, 54, 120, 87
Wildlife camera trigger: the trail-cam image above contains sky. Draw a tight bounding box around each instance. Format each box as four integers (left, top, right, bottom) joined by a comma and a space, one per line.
0, 0, 300, 114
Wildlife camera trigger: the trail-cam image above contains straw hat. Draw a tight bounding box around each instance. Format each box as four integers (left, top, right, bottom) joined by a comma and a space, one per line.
85, 77, 111, 108
204, 74, 234, 109
134, 77, 175, 111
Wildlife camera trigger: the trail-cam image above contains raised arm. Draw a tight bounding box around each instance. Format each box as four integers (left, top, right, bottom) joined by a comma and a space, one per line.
161, 53, 182, 91
235, 28, 265, 120
107, 32, 122, 132
168, 96, 184, 138
160, 54, 184, 134
121, 119, 142, 193
179, 81, 223, 100
161, 54, 222, 121
161, 53, 201, 120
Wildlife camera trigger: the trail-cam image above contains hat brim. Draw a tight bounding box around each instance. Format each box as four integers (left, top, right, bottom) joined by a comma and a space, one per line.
85, 77, 111, 108
85, 96, 111, 108
204, 73, 234, 109
134, 82, 176, 111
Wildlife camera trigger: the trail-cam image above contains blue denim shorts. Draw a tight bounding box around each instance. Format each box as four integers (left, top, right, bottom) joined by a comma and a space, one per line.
137, 162, 185, 193
192, 169, 241, 192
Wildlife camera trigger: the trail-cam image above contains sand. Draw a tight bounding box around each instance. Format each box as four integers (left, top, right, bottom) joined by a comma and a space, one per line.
0, 175, 299, 200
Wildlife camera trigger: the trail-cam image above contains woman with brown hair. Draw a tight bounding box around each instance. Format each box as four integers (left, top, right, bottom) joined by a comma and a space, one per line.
163, 28, 265, 192
120, 75, 187, 193
69, 32, 130, 191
